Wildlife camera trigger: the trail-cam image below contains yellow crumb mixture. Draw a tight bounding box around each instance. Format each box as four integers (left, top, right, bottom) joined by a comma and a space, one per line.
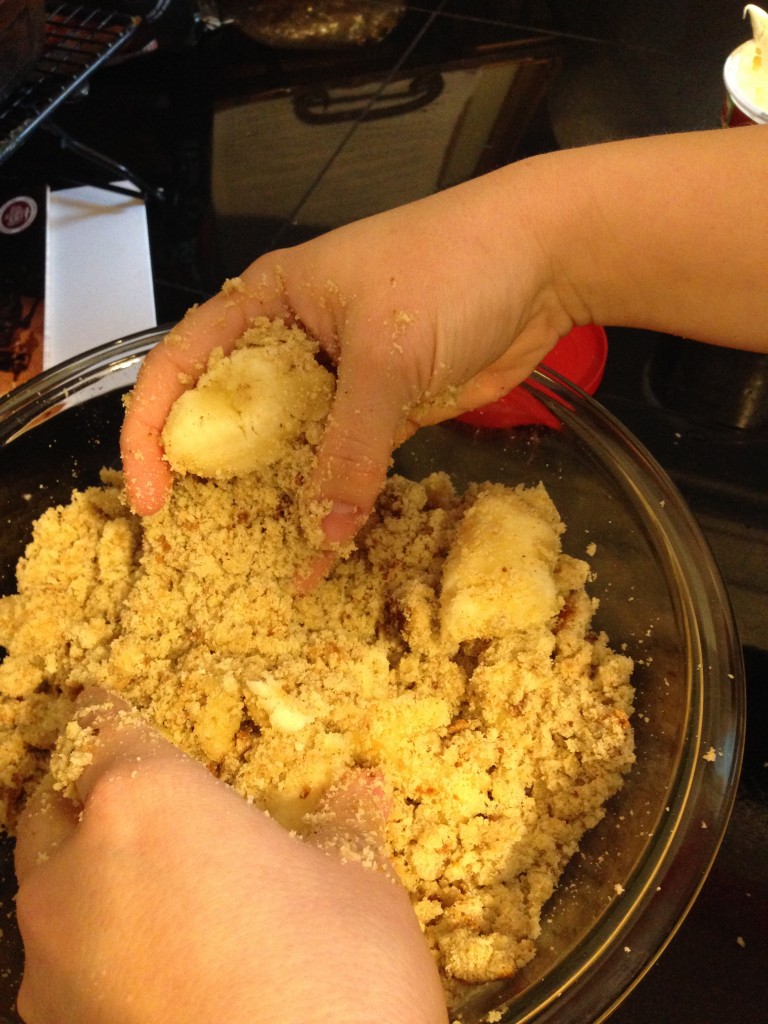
0, 321, 635, 1006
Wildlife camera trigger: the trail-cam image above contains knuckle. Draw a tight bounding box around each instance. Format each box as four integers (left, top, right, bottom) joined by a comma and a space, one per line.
82, 767, 166, 847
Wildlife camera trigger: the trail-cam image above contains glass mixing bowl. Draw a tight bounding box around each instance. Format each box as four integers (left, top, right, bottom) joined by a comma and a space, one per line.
0, 328, 745, 1024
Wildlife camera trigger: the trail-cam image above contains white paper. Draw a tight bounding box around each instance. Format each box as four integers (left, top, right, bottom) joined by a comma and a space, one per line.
44, 182, 157, 368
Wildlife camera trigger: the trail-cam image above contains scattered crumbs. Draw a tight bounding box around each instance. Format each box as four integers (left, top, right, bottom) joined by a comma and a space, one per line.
486, 1012, 503, 1023
22, 494, 32, 502
701, 820, 708, 829
702, 747, 717, 762
624, 946, 631, 953
586, 541, 597, 557
614, 883, 625, 895
392, 309, 415, 338
736, 936, 746, 949
659, 500, 665, 508
221, 276, 246, 295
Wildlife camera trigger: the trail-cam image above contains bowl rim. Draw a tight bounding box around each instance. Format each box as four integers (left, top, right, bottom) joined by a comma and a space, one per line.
0, 328, 746, 1024
495, 376, 745, 1022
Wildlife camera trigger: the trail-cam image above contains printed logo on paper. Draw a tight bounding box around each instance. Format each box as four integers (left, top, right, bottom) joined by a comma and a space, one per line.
0, 196, 38, 235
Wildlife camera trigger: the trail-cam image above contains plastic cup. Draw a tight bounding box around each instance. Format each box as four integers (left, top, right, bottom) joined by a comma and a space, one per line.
722, 44, 768, 126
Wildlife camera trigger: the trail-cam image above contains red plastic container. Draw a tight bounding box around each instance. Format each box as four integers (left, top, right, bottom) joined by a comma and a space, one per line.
456, 323, 608, 429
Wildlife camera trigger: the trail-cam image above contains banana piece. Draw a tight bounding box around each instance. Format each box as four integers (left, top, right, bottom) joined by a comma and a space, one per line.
440, 485, 564, 644
161, 325, 334, 479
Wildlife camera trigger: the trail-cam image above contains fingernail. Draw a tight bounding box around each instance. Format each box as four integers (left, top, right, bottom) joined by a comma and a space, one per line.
322, 501, 362, 544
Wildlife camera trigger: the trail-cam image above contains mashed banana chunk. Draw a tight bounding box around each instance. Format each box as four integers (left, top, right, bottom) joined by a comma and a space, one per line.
162, 320, 334, 479
0, 316, 635, 1008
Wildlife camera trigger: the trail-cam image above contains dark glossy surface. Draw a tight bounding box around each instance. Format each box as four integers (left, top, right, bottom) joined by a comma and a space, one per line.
0, 1, 766, 1021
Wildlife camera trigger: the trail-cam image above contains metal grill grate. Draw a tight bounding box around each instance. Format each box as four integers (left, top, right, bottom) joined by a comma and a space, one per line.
0, 3, 139, 163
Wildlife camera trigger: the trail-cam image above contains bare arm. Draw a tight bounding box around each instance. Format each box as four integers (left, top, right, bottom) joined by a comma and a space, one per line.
120, 126, 768, 544
544, 126, 768, 350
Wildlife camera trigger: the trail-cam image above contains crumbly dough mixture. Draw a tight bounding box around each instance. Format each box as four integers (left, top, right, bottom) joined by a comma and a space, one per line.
0, 320, 635, 1006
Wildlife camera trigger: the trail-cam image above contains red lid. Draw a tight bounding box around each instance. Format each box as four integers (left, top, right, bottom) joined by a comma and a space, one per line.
456, 323, 608, 429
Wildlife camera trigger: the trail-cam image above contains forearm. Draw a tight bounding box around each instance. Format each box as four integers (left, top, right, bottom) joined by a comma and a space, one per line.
121, 125, 767, 523
480, 126, 768, 351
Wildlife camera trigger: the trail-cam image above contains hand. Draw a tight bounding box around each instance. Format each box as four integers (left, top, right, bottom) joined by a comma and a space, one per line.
120, 164, 576, 544
121, 128, 768, 554
14, 691, 448, 1024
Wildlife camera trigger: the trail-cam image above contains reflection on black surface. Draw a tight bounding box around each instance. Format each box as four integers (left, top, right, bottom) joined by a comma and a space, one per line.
648, 337, 768, 431
611, 648, 768, 1024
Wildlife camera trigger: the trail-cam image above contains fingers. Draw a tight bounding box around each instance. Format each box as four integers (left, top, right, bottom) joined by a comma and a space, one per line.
311, 400, 398, 543
14, 686, 140, 883
14, 778, 79, 884
121, 241, 431, 563
120, 225, 429, 548
306, 770, 449, 1024
121, 269, 293, 515
306, 768, 395, 876
310, 321, 426, 549
294, 549, 339, 596
67, 688, 186, 808
121, 304, 246, 515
